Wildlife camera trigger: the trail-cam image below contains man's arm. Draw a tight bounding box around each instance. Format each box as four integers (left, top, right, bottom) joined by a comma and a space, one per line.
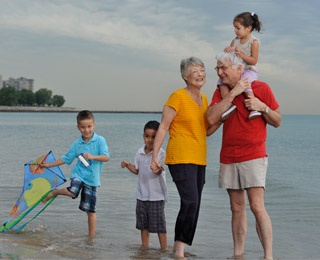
262, 107, 282, 127
206, 120, 222, 136
207, 78, 250, 126
244, 98, 282, 127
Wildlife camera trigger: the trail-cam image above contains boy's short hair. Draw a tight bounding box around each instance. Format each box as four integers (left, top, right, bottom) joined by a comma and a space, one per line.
77, 110, 94, 124
144, 120, 160, 132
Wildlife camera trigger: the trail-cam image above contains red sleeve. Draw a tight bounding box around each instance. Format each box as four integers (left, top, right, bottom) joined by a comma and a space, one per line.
249, 81, 279, 111
209, 89, 221, 107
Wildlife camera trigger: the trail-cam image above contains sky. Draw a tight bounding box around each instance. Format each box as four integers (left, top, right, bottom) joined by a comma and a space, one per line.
0, 0, 319, 114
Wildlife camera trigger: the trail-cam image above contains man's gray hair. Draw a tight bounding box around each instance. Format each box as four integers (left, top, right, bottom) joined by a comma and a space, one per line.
180, 57, 205, 81
216, 52, 245, 72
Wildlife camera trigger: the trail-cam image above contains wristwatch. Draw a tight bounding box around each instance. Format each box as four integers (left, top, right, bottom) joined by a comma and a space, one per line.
264, 106, 270, 114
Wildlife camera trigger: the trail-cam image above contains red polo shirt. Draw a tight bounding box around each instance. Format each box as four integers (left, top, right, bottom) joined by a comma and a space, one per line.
209, 81, 279, 163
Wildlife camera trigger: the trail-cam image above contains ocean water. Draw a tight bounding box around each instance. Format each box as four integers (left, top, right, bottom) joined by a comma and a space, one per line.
0, 112, 319, 260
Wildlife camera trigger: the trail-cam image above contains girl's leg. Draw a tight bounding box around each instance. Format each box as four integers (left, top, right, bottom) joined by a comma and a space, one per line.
220, 85, 236, 121
244, 89, 254, 99
244, 88, 261, 119
242, 70, 261, 119
220, 85, 230, 98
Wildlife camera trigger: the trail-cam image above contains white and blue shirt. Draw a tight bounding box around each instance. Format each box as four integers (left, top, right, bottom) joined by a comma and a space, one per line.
134, 145, 167, 202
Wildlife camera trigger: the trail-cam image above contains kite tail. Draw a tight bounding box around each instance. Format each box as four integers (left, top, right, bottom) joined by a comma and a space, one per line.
1, 190, 55, 233
14, 196, 56, 232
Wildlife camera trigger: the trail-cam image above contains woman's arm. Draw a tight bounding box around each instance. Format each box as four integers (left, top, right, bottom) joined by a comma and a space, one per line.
151, 106, 176, 170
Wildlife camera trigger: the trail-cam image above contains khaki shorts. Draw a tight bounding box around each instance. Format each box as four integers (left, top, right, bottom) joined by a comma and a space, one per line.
219, 157, 268, 190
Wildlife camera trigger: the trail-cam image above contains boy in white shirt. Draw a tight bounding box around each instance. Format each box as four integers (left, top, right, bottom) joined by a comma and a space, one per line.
121, 120, 167, 250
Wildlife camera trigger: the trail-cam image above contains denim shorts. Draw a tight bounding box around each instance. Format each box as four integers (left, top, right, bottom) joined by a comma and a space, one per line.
67, 178, 97, 213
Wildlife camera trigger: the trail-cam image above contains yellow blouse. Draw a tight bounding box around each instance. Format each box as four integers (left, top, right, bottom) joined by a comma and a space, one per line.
164, 88, 208, 166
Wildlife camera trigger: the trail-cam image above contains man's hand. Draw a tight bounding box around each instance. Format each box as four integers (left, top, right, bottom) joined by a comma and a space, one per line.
230, 78, 250, 97
244, 97, 265, 112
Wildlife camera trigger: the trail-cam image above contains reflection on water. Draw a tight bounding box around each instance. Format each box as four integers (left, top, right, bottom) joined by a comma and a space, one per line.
0, 252, 19, 260
129, 246, 171, 259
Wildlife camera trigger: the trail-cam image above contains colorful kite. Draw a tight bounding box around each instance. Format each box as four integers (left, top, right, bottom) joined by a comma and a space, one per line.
1, 151, 66, 232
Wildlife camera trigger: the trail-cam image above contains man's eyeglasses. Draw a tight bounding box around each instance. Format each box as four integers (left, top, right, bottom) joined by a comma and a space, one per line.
214, 65, 233, 72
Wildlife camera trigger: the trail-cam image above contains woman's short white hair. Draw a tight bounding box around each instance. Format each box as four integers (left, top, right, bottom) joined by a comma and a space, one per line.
215, 52, 245, 72
180, 57, 205, 80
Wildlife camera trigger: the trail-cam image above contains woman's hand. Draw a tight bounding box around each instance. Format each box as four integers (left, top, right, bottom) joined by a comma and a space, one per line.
150, 158, 161, 174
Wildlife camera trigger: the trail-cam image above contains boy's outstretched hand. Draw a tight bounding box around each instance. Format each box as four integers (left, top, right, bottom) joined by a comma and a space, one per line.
120, 160, 130, 168
40, 163, 49, 168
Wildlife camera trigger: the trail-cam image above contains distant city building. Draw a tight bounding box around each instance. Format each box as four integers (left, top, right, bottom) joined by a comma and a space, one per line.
0, 74, 2, 88
3, 77, 34, 91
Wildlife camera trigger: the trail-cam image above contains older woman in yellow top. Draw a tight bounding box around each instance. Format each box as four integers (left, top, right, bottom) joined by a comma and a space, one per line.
151, 57, 209, 258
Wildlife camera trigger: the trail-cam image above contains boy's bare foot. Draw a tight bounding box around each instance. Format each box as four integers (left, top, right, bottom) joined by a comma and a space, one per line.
42, 191, 54, 203
86, 236, 95, 246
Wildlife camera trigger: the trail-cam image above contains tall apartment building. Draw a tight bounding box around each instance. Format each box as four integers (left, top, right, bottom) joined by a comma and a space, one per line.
3, 77, 34, 91
0, 74, 2, 88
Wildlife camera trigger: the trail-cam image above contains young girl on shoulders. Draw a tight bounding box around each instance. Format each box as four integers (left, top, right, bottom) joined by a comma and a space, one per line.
220, 11, 263, 120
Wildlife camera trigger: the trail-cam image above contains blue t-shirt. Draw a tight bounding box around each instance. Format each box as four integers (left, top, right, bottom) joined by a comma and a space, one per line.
62, 132, 110, 187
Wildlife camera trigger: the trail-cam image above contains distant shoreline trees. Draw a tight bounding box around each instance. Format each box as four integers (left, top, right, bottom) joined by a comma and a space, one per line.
0, 87, 65, 107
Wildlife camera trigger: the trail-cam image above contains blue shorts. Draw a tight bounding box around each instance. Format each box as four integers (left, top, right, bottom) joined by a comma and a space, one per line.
67, 178, 97, 213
